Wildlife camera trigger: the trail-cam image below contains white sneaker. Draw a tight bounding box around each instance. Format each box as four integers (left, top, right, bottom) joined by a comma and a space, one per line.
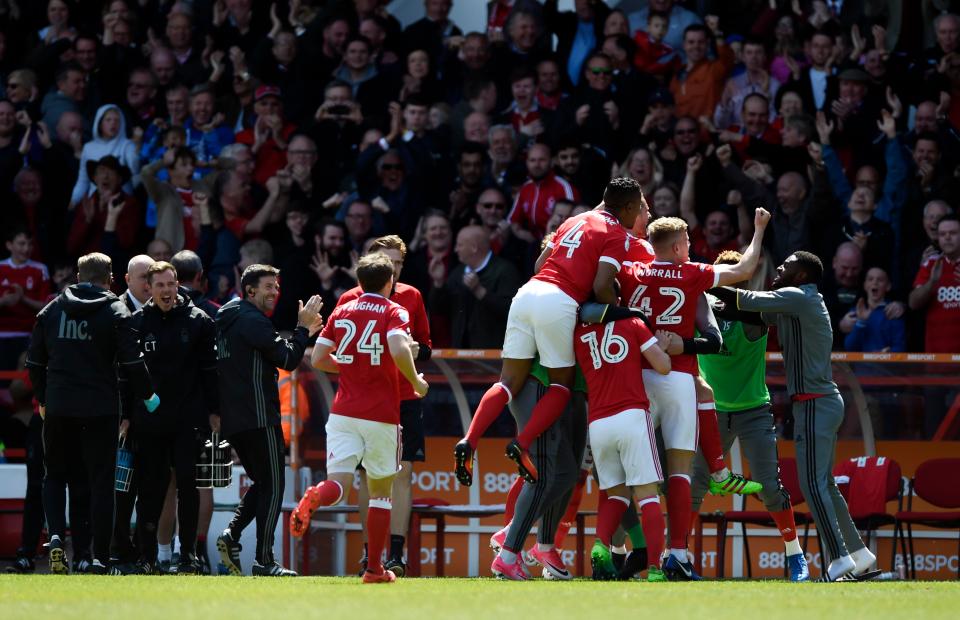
851, 547, 876, 575
826, 554, 856, 581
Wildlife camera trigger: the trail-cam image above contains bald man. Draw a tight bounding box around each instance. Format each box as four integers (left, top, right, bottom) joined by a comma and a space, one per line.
823, 242, 863, 347
429, 226, 522, 349
122, 255, 156, 312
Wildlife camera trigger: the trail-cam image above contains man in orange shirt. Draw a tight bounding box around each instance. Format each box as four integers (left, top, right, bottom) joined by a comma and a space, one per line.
669, 19, 734, 119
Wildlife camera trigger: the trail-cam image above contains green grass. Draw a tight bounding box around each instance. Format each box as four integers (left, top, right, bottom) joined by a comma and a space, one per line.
2, 576, 959, 620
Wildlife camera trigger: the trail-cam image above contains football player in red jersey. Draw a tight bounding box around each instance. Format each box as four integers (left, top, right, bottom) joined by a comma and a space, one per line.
618, 208, 770, 580
454, 178, 643, 503
574, 315, 672, 581
289, 253, 428, 584
335, 236, 432, 577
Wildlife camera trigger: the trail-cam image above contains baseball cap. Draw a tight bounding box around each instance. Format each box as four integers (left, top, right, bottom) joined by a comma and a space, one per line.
255, 85, 282, 101
648, 87, 674, 107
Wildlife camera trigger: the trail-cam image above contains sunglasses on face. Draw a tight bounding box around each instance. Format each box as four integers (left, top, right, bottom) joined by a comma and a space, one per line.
588, 67, 613, 75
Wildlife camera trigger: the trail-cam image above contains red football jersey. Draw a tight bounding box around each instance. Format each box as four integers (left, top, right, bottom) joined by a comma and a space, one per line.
0, 258, 50, 335
574, 318, 659, 423
317, 293, 410, 424
534, 210, 630, 303
336, 282, 431, 401
913, 254, 960, 353
620, 260, 718, 375
624, 234, 656, 267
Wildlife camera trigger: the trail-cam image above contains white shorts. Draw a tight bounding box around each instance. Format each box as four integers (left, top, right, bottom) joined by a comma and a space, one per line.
325, 413, 401, 479
643, 370, 699, 452
501, 280, 579, 368
589, 409, 662, 490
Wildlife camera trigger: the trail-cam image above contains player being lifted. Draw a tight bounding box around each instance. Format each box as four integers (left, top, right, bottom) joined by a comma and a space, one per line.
618, 208, 771, 580
454, 178, 643, 486
574, 312, 673, 581
289, 253, 429, 584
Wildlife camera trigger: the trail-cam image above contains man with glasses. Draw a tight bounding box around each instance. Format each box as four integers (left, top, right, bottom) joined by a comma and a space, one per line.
474, 187, 530, 272
559, 52, 627, 161
124, 68, 158, 131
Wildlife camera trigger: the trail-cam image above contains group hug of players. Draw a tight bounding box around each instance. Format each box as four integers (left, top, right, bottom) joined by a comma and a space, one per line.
292, 176, 884, 583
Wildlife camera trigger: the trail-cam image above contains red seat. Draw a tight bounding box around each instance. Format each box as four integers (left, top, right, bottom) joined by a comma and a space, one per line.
0, 498, 25, 560
705, 457, 812, 578
894, 458, 960, 579
833, 455, 903, 570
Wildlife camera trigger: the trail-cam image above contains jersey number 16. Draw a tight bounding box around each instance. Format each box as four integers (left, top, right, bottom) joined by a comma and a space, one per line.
579, 323, 629, 369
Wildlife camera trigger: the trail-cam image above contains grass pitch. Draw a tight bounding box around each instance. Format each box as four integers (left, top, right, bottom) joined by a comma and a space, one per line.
2, 576, 958, 620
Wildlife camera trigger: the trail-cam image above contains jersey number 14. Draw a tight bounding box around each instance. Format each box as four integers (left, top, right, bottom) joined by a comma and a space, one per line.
334, 319, 384, 365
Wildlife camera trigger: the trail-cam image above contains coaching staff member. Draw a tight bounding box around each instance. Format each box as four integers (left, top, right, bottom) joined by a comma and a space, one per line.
26, 252, 156, 574
215, 264, 322, 577
131, 261, 218, 574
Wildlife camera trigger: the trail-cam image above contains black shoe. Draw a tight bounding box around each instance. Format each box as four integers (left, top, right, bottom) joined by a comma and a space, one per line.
88, 560, 110, 575
73, 557, 93, 574
612, 551, 626, 573
6, 556, 35, 574
177, 554, 201, 575
384, 557, 406, 578
357, 553, 368, 577
196, 542, 212, 575
156, 559, 175, 574
216, 529, 243, 576
109, 559, 153, 575
504, 440, 538, 483
47, 538, 69, 574
618, 548, 649, 580
252, 560, 297, 576
454, 439, 474, 487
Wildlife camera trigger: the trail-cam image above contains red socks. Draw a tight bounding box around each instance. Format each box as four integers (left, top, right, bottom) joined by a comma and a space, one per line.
770, 508, 799, 542
308, 480, 344, 508
638, 496, 665, 566
597, 494, 630, 547
667, 474, 691, 551
366, 498, 392, 574
697, 402, 725, 474
504, 475, 524, 524
465, 383, 511, 449
517, 384, 571, 450
553, 470, 588, 548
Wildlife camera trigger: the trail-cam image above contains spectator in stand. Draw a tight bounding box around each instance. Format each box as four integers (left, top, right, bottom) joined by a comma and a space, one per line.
633, 9, 677, 77
824, 241, 864, 345
140, 84, 190, 163
638, 87, 677, 151
143, 146, 204, 253
487, 123, 524, 189
618, 146, 660, 200
405, 211, 457, 345
474, 186, 531, 274
66, 156, 139, 263
717, 93, 781, 162
669, 21, 735, 120
235, 86, 296, 188
448, 142, 492, 231
429, 225, 521, 349
285, 135, 324, 205
71, 104, 139, 208
905, 200, 953, 286
535, 58, 565, 111
651, 181, 680, 218
783, 29, 835, 113
343, 200, 376, 255
121, 68, 158, 133
491, 9, 548, 92
311, 16, 351, 84
464, 111, 491, 145
337, 36, 390, 119
680, 154, 750, 263
508, 142, 578, 244
5, 168, 60, 263
41, 63, 88, 136
543, 0, 610, 88
271, 204, 320, 330
402, 0, 462, 64
146, 239, 173, 263
627, 0, 701, 56
443, 32, 491, 103
305, 80, 365, 199
843, 267, 906, 353
252, 26, 310, 124
7, 69, 40, 117
557, 52, 628, 162
554, 136, 606, 205
910, 215, 960, 353
397, 49, 444, 105
310, 219, 358, 318
0, 230, 50, 370
184, 84, 235, 170
903, 133, 960, 254
714, 36, 779, 129
905, 98, 960, 172
452, 76, 498, 150
497, 66, 552, 148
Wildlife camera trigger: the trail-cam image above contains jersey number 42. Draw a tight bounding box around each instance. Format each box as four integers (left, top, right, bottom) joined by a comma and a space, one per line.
627, 285, 685, 325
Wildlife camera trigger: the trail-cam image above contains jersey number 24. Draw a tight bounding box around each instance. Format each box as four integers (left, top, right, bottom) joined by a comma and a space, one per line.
334, 319, 384, 365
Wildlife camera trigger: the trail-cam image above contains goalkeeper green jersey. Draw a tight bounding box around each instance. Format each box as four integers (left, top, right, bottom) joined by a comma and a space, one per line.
530, 357, 588, 392
699, 318, 769, 412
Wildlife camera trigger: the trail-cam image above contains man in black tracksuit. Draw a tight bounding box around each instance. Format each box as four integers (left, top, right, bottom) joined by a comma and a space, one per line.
25, 252, 155, 574
130, 261, 218, 574
215, 264, 322, 577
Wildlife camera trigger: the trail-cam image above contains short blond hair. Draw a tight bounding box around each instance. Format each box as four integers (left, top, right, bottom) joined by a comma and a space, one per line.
647, 216, 688, 247
77, 253, 113, 285
714, 250, 743, 266
368, 235, 407, 260
146, 261, 178, 283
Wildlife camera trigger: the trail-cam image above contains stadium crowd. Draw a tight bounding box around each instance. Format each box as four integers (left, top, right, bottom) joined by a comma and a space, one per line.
1, 0, 960, 579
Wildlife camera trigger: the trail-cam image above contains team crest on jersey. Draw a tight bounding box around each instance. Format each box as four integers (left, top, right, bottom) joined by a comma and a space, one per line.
26, 276, 34, 290
398, 308, 409, 323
